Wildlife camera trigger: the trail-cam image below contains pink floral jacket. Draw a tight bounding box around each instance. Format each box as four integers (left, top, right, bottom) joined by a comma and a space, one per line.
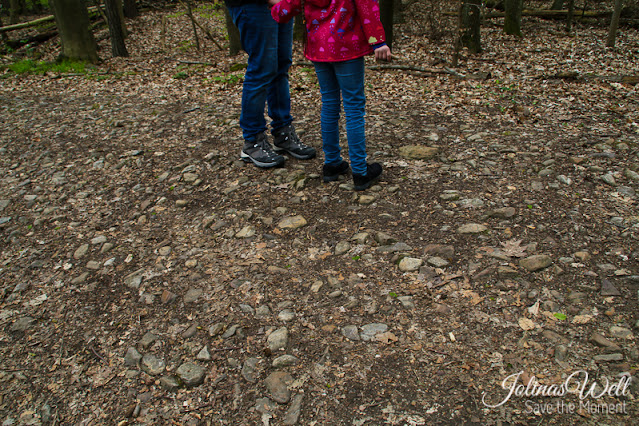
271, 0, 386, 62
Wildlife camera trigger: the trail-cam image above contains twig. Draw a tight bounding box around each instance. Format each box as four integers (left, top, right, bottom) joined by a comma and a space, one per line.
178, 60, 217, 67
90, 346, 106, 363
213, 346, 241, 352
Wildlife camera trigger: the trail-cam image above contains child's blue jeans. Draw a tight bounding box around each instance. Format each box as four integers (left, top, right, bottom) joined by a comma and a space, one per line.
313, 58, 367, 175
227, 4, 294, 142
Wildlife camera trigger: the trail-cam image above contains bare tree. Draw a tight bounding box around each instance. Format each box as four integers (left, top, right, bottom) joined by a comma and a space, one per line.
104, 0, 128, 56
504, 0, 523, 37
50, 0, 99, 62
606, 0, 624, 47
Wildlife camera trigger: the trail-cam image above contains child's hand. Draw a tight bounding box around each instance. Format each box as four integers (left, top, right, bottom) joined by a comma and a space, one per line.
374, 45, 392, 62
268, 0, 281, 6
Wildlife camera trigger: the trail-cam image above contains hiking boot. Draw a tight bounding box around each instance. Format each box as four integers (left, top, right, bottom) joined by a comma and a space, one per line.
241, 132, 286, 168
322, 160, 350, 182
273, 125, 316, 160
352, 163, 382, 191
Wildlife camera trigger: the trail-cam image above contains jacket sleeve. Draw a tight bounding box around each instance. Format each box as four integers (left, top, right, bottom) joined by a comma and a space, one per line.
353, 0, 386, 46
271, 0, 302, 24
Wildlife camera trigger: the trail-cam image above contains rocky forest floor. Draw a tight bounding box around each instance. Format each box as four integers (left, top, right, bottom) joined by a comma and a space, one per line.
0, 2, 638, 425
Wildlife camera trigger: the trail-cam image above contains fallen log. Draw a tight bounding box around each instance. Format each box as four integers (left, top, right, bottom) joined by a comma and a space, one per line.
0, 6, 100, 33
443, 9, 609, 19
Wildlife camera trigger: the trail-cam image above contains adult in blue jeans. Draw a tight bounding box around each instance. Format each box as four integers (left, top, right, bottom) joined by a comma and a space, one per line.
224, 0, 316, 168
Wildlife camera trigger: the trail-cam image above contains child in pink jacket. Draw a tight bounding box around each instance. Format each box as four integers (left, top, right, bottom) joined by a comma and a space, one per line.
270, 0, 391, 190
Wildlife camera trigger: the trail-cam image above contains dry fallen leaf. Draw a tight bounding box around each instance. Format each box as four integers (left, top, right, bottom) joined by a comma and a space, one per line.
518, 317, 536, 331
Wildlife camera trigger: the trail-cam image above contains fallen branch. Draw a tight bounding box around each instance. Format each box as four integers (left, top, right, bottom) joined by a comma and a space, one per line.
0, 6, 100, 33
443, 9, 608, 19
536, 72, 639, 84
177, 0, 224, 51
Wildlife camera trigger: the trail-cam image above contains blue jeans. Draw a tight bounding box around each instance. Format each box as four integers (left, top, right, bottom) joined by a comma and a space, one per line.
228, 4, 294, 142
313, 58, 367, 175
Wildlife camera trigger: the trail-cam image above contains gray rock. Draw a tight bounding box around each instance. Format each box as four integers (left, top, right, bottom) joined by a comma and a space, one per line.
341, 325, 360, 341
100, 243, 115, 254
457, 223, 488, 234
399, 145, 439, 160
74, 244, 89, 259
397, 296, 415, 309
267, 327, 289, 351
222, 324, 239, 339
440, 190, 460, 201
160, 376, 180, 391
184, 288, 203, 303
141, 354, 165, 376
124, 347, 143, 367
91, 235, 107, 245
176, 362, 206, 387
519, 255, 552, 272
360, 323, 388, 341
272, 355, 300, 368
196, 346, 211, 361
278, 309, 296, 322
241, 357, 260, 383
554, 344, 568, 362
398, 257, 422, 272
139, 332, 159, 349
374, 232, 397, 245
377, 242, 413, 253
609, 326, 633, 339
278, 215, 307, 229
334, 241, 351, 255
235, 226, 256, 239
427, 257, 449, 268
601, 279, 621, 296
255, 305, 271, 318
255, 397, 277, 415
209, 323, 226, 336
265, 371, 294, 404
489, 207, 517, 219
283, 393, 304, 425
589, 333, 621, 350
124, 269, 145, 289
601, 173, 616, 186
0, 200, 9, 212
10, 317, 35, 332
593, 353, 624, 362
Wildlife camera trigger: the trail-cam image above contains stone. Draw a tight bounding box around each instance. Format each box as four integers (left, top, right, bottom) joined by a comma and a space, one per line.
10, 317, 35, 332
241, 358, 260, 383
255, 398, 277, 415
358, 195, 376, 205
184, 288, 203, 303
360, 323, 388, 341
609, 326, 633, 339
554, 345, 568, 362
341, 325, 360, 341
255, 305, 271, 318
399, 145, 439, 160
589, 333, 621, 350
74, 244, 89, 259
457, 223, 487, 234
91, 235, 107, 245
124, 269, 145, 289
427, 257, 449, 268
235, 226, 255, 238
182, 323, 198, 339
593, 354, 624, 362
196, 346, 211, 361
265, 371, 294, 404
272, 355, 300, 368
209, 323, 226, 336
519, 255, 552, 272
600, 279, 621, 296
489, 207, 517, 219
278, 215, 307, 229
283, 393, 304, 425
398, 257, 422, 272
176, 362, 206, 387
160, 376, 180, 391
139, 332, 159, 349
278, 309, 296, 322
397, 296, 415, 309
334, 241, 351, 255
267, 327, 289, 351
141, 354, 165, 376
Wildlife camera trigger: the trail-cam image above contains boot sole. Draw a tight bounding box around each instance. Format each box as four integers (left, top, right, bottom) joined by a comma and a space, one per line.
273, 147, 316, 160
241, 152, 285, 168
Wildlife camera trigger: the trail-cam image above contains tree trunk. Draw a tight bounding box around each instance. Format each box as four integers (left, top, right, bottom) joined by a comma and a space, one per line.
504, 0, 523, 37
460, 0, 482, 54
0, 14, 8, 43
293, 14, 305, 42
224, 5, 241, 56
379, 0, 393, 49
116, 0, 127, 37
50, 0, 99, 62
104, 0, 128, 56
565, 0, 575, 32
123, 0, 138, 18
550, 0, 563, 10
9, 0, 21, 24
606, 0, 624, 47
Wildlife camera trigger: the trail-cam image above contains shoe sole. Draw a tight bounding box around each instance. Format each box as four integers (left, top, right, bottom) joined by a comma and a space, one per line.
273, 147, 316, 160
240, 152, 285, 168
353, 175, 381, 191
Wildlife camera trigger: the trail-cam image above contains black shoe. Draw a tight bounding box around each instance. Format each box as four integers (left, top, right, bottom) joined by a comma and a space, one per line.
352, 163, 382, 191
241, 132, 286, 168
273, 125, 316, 160
322, 160, 350, 182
